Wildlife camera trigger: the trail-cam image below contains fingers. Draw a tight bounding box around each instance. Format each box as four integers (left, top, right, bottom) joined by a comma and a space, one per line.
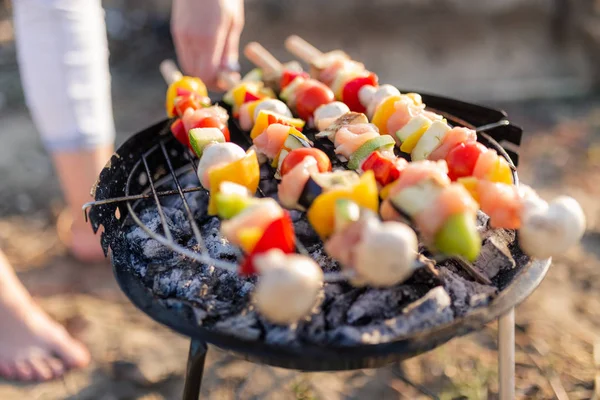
171, 0, 244, 91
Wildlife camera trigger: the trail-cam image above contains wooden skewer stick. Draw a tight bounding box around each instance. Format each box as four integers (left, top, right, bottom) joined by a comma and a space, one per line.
160, 59, 183, 85
285, 35, 324, 64
244, 42, 284, 75
160, 59, 240, 90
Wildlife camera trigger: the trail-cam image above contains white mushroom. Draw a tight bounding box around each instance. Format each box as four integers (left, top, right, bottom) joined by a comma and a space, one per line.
365, 85, 401, 118
313, 101, 350, 131
352, 219, 419, 287
253, 249, 323, 325
196, 142, 246, 189
358, 85, 377, 108
253, 99, 292, 120
518, 188, 586, 259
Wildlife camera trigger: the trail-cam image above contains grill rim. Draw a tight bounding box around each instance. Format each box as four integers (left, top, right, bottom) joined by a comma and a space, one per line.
87, 91, 551, 371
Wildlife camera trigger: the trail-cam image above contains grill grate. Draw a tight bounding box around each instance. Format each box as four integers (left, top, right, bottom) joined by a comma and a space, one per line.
84, 105, 519, 285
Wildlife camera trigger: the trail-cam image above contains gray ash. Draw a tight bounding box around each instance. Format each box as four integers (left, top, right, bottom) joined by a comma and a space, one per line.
118, 171, 528, 347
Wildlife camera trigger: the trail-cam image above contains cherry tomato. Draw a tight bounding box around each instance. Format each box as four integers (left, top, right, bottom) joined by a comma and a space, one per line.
280, 148, 332, 177
280, 70, 310, 89
446, 141, 488, 181
194, 116, 231, 142
170, 119, 192, 149
342, 73, 378, 113
295, 82, 334, 121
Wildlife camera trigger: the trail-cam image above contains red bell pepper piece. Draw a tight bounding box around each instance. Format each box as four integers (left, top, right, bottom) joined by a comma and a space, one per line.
170, 118, 192, 149
361, 151, 404, 186
176, 87, 193, 97
173, 95, 201, 118
342, 72, 378, 113
243, 91, 261, 103
280, 70, 310, 89
240, 211, 296, 276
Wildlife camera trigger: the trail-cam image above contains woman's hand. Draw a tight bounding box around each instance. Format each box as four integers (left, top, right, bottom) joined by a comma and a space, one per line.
171, 0, 244, 90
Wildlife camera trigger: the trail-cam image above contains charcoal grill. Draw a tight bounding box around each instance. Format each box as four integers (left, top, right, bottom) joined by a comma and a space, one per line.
84, 92, 550, 400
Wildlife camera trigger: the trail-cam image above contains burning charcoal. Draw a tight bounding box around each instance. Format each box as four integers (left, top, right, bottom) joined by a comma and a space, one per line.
265, 326, 299, 347
309, 248, 340, 273
346, 286, 423, 325
298, 313, 328, 345
214, 311, 262, 341
439, 268, 497, 316
325, 288, 364, 327
152, 268, 188, 297
328, 287, 454, 346
474, 235, 516, 279
294, 217, 320, 246
476, 210, 490, 235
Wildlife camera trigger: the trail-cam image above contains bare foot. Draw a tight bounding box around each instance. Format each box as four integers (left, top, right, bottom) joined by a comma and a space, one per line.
57, 210, 106, 263
0, 253, 91, 381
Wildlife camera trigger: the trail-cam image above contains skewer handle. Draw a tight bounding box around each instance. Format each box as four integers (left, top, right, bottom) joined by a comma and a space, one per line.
244, 42, 283, 75
160, 59, 183, 85
285, 35, 324, 63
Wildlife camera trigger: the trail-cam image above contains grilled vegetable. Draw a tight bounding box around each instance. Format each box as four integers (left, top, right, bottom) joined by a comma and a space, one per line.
445, 141, 488, 181
214, 182, 255, 220
197, 143, 246, 189
295, 80, 335, 121
347, 135, 395, 170
434, 212, 481, 262
240, 213, 296, 276
308, 171, 379, 239
397, 115, 433, 153
280, 148, 331, 177
411, 121, 451, 161
250, 110, 305, 140
360, 151, 408, 187
166, 76, 208, 118
273, 130, 312, 172
189, 127, 226, 158
341, 72, 378, 113
371, 95, 402, 134
297, 170, 360, 210
207, 150, 260, 215
334, 199, 361, 233
252, 249, 323, 324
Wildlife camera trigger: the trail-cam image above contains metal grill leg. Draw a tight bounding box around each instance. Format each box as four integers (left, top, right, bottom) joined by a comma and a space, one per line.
182, 339, 208, 400
498, 308, 515, 400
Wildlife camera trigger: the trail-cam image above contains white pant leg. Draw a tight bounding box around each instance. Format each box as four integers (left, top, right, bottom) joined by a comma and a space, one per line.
13, 0, 115, 151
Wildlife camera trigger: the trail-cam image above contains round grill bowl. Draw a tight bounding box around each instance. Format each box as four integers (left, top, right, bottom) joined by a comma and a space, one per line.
87, 91, 551, 371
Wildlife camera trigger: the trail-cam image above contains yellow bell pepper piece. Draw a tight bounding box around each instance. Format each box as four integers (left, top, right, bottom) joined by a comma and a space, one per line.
371, 95, 402, 134
308, 171, 379, 239
405, 93, 423, 106
399, 123, 430, 153
487, 156, 513, 185
238, 227, 264, 253
250, 110, 306, 139
380, 181, 396, 200
207, 150, 260, 215
165, 76, 208, 118
245, 99, 267, 123
457, 177, 480, 203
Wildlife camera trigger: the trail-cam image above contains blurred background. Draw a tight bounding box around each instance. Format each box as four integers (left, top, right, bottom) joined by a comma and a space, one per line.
1, 0, 599, 398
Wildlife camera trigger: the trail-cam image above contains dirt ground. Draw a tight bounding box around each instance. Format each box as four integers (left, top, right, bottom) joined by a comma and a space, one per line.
1, 3, 600, 399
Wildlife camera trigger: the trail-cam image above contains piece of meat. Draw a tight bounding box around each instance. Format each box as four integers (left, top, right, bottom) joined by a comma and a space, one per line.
428, 127, 477, 161
414, 183, 479, 237
478, 181, 523, 229
252, 123, 290, 160
277, 156, 319, 210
